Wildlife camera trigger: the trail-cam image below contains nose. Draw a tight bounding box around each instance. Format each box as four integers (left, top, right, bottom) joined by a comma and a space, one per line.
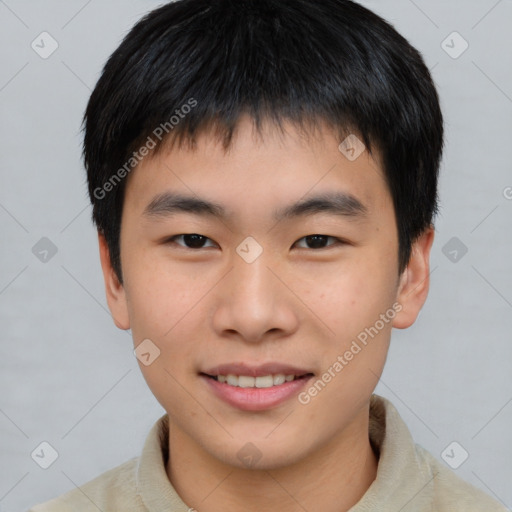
211, 249, 299, 344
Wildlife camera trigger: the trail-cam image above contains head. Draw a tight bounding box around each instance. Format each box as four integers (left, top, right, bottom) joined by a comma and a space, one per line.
84, 0, 443, 470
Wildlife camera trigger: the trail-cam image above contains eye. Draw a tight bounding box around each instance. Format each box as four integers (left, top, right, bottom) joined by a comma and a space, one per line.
165, 234, 345, 251
294, 235, 344, 250
167, 234, 217, 249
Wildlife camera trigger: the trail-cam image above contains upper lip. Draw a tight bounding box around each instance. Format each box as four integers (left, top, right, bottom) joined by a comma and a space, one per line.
201, 363, 313, 378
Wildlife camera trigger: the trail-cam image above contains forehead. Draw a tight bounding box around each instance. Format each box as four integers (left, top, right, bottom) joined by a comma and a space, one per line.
123, 115, 390, 222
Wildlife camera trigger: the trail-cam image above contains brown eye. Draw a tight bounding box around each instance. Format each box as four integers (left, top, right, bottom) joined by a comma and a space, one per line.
294, 235, 342, 250
168, 234, 216, 249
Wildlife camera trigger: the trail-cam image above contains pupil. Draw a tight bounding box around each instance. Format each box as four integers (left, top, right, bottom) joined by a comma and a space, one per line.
306, 235, 327, 249
185, 234, 205, 248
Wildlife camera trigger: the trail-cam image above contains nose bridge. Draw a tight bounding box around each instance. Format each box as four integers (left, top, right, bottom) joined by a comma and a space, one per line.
231, 244, 276, 309
231, 233, 276, 293
212, 240, 298, 341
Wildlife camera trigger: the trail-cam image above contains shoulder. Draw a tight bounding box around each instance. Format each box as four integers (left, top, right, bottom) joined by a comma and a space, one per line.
27, 457, 145, 512
414, 444, 508, 512
368, 395, 508, 512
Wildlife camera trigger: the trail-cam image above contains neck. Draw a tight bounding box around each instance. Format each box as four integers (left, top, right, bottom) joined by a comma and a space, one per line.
166, 406, 378, 512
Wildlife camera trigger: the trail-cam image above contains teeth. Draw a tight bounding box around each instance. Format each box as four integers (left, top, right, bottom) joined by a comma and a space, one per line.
238, 376, 255, 388
214, 373, 299, 388
256, 375, 274, 388
227, 374, 238, 386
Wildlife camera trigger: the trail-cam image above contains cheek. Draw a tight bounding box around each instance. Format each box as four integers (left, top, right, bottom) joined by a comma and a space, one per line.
297, 253, 398, 340
123, 252, 199, 340
123, 252, 212, 376
123, 261, 204, 411
296, 261, 395, 415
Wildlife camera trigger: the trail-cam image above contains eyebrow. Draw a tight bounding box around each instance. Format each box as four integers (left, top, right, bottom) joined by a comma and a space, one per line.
143, 191, 368, 223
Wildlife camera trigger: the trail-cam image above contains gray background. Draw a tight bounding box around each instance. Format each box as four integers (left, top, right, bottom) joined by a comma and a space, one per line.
1, 1, 511, 510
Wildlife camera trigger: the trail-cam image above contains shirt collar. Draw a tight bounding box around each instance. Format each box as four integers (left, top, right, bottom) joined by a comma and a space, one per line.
351, 395, 437, 511
135, 394, 436, 512
135, 414, 189, 511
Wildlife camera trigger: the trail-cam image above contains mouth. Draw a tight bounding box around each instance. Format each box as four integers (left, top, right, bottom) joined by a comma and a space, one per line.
199, 364, 315, 411
201, 373, 313, 388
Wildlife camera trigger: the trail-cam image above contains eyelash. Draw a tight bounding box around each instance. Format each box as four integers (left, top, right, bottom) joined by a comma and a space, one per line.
165, 234, 347, 251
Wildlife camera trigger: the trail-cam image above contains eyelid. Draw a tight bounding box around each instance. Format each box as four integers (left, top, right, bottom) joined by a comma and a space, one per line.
293, 235, 345, 249
166, 233, 347, 250
167, 234, 217, 248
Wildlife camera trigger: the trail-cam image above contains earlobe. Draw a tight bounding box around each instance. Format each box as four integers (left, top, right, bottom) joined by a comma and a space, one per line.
98, 232, 130, 330
392, 227, 435, 329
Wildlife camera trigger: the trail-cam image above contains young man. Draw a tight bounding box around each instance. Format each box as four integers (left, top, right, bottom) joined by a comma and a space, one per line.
29, 0, 507, 510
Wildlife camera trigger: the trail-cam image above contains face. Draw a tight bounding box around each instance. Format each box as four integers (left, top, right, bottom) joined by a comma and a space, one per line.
100, 115, 433, 470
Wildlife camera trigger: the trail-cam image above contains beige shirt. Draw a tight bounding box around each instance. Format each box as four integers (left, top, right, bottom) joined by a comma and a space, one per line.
28, 395, 507, 511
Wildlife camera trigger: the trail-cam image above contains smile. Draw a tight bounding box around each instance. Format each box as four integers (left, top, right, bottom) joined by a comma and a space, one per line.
205, 373, 311, 388
201, 368, 314, 411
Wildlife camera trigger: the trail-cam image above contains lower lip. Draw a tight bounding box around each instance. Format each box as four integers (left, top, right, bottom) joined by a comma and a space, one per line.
201, 375, 313, 411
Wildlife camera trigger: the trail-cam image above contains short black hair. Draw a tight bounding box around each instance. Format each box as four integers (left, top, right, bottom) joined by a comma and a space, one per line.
83, 0, 443, 283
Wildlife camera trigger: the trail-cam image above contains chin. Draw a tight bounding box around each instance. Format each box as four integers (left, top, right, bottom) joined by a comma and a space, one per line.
205, 433, 314, 471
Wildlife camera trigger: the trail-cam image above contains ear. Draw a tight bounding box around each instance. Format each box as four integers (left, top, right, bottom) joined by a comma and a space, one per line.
392, 227, 435, 329
98, 232, 130, 330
